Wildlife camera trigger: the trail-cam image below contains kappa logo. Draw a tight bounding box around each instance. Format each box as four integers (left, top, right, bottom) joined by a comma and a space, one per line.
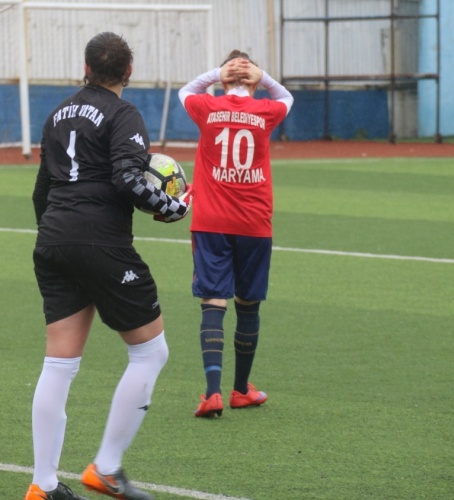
129, 133, 146, 149
121, 270, 139, 284
95, 471, 125, 495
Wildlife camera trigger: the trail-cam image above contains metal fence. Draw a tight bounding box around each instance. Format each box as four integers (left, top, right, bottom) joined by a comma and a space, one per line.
279, 0, 441, 142
0, 0, 445, 153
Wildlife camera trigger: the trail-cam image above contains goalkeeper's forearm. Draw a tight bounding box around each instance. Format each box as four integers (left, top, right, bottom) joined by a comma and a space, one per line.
114, 165, 189, 218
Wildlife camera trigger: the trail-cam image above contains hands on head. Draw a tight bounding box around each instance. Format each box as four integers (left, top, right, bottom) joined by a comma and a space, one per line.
220, 58, 262, 86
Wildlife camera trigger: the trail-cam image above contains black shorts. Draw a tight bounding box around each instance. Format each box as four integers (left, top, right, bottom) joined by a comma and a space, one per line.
33, 245, 161, 331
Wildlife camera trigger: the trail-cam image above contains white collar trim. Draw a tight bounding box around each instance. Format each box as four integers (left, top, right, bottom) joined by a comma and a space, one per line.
226, 86, 250, 97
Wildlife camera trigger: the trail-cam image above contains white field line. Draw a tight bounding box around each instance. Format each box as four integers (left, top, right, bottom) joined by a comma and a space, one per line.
2, 227, 454, 264
2, 225, 453, 497
0, 229, 250, 500
0, 463, 251, 500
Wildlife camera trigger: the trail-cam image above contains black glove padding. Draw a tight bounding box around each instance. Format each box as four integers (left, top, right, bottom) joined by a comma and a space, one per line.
153, 184, 193, 223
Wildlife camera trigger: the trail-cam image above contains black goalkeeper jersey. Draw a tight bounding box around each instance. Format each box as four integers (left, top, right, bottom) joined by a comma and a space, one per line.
33, 84, 180, 247
33, 85, 149, 247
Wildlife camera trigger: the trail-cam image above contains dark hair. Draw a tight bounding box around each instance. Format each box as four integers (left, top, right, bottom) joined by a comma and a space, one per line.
221, 49, 257, 67
84, 32, 133, 87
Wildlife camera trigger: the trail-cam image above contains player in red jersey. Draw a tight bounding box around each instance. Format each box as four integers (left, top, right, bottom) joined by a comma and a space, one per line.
179, 50, 294, 417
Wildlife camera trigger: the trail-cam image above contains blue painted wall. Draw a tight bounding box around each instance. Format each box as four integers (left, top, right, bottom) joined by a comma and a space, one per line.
0, 84, 389, 144
419, 0, 454, 136
283, 89, 389, 140
0, 85, 25, 143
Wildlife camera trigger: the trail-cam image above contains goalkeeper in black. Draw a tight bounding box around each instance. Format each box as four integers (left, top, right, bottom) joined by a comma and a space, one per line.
25, 32, 190, 500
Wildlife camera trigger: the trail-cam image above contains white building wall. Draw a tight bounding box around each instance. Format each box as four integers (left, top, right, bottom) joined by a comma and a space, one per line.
0, 0, 420, 87
0, 0, 275, 86
0, 0, 429, 140
281, 0, 420, 83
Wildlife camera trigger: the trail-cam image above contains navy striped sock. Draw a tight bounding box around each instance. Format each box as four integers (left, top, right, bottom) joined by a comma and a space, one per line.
200, 304, 226, 397
234, 301, 260, 394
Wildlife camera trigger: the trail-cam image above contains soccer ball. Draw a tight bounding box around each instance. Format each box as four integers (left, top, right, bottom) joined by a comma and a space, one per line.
138, 153, 187, 215
143, 153, 187, 198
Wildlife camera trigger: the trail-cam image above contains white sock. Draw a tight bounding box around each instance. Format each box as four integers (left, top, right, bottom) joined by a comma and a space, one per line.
32, 356, 81, 491
95, 332, 169, 474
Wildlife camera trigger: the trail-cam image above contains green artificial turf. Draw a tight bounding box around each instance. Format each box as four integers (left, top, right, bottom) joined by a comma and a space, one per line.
1, 158, 454, 499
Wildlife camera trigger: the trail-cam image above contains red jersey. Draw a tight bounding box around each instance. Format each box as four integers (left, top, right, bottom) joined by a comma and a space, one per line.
184, 93, 287, 237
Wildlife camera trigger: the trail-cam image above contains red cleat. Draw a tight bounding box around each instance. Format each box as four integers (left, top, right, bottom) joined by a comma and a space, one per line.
194, 392, 224, 417
229, 383, 268, 409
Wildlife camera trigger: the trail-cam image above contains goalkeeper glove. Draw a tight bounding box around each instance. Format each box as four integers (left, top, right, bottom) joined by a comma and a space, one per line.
153, 183, 193, 223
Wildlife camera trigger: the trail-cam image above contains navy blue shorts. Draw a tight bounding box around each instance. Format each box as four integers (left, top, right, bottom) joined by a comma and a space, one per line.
191, 232, 272, 301
33, 245, 161, 331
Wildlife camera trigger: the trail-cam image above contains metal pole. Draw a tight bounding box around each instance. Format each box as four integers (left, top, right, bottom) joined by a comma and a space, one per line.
323, 0, 331, 140
206, 5, 214, 95
267, 0, 277, 78
435, 0, 442, 143
18, 0, 31, 158
279, 0, 284, 83
279, 0, 286, 140
10, 2, 212, 12
159, 81, 171, 147
389, 0, 396, 143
